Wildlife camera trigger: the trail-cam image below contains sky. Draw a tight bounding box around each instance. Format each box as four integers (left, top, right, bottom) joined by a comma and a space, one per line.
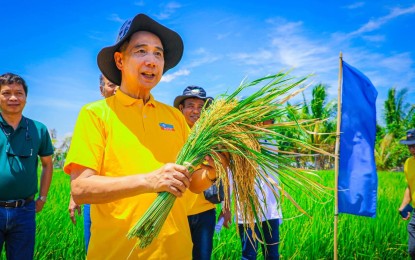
1, 1, 414, 142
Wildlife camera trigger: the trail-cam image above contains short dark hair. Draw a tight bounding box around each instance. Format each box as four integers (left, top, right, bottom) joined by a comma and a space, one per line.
0, 73, 28, 95
118, 38, 130, 53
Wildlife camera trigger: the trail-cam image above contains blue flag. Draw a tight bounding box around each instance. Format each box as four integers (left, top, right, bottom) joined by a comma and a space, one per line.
338, 61, 378, 217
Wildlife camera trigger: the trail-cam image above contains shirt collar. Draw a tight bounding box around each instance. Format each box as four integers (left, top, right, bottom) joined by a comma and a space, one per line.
0, 114, 26, 129
115, 90, 156, 108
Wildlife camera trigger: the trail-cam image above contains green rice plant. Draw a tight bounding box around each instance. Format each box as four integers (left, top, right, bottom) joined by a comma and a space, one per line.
11, 169, 408, 259
212, 170, 409, 259
127, 71, 333, 249
34, 169, 85, 259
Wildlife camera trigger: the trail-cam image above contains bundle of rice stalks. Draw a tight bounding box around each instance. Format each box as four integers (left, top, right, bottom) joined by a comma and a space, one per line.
127, 71, 333, 248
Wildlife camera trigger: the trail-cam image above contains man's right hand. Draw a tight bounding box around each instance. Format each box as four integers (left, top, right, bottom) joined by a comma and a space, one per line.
68, 195, 82, 225
146, 163, 191, 197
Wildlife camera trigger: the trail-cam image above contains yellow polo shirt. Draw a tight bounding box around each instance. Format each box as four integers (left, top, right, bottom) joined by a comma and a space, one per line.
187, 193, 216, 215
64, 90, 192, 259
405, 157, 415, 205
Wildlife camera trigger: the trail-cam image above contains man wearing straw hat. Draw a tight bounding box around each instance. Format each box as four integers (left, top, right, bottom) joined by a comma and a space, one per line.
64, 13, 219, 259
237, 118, 283, 260
398, 129, 415, 259
99, 74, 118, 98
174, 86, 231, 260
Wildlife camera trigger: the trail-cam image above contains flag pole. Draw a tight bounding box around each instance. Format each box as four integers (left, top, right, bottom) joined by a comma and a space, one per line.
334, 52, 343, 260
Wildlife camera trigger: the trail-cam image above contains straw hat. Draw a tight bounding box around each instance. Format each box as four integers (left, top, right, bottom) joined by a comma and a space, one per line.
173, 86, 213, 108
400, 129, 415, 145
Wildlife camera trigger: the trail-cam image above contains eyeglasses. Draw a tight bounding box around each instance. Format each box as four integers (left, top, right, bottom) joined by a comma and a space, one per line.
1, 118, 33, 158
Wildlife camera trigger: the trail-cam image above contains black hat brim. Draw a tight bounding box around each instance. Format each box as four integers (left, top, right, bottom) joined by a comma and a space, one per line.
97, 14, 183, 86
173, 95, 213, 108
400, 140, 415, 145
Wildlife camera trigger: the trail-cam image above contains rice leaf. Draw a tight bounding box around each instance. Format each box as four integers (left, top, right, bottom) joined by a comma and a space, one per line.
127, 71, 333, 249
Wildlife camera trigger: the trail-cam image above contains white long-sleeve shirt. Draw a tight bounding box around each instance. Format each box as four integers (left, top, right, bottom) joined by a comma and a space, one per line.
237, 138, 283, 223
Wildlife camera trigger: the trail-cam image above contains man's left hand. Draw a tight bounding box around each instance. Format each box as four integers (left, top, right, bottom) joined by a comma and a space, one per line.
35, 198, 46, 213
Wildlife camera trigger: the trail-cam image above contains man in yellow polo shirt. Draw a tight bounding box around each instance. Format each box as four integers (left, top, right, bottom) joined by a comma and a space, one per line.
64, 13, 218, 259
398, 129, 415, 258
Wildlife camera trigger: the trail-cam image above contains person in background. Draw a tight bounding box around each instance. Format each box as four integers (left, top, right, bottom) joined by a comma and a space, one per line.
238, 119, 282, 260
174, 86, 232, 260
0, 72, 54, 259
68, 74, 118, 253
99, 74, 118, 98
64, 13, 222, 259
398, 129, 415, 259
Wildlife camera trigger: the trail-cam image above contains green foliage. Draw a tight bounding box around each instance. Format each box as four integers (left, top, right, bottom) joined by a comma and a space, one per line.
52, 135, 72, 169
375, 133, 395, 170
4, 169, 408, 259
288, 84, 337, 170
375, 87, 414, 170
291, 84, 414, 171
409, 108, 415, 128
384, 87, 413, 138
292, 84, 414, 172
212, 170, 409, 259
388, 143, 411, 169
128, 72, 331, 248
37, 170, 84, 259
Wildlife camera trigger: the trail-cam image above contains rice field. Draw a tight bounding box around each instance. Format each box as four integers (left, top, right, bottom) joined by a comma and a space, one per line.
212, 170, 409, 259
1, 169, 409, 259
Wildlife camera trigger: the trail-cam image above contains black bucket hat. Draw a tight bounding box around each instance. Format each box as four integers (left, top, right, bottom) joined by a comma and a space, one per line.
173, 86, 213, 108
97, 13, 184, 86
400, 129, 415, 145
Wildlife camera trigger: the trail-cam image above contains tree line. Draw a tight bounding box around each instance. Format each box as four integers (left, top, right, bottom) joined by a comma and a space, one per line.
277, 84, 414, 171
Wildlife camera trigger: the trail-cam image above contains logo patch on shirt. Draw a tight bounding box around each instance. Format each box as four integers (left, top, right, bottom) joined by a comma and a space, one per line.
159, 123, 175, 131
